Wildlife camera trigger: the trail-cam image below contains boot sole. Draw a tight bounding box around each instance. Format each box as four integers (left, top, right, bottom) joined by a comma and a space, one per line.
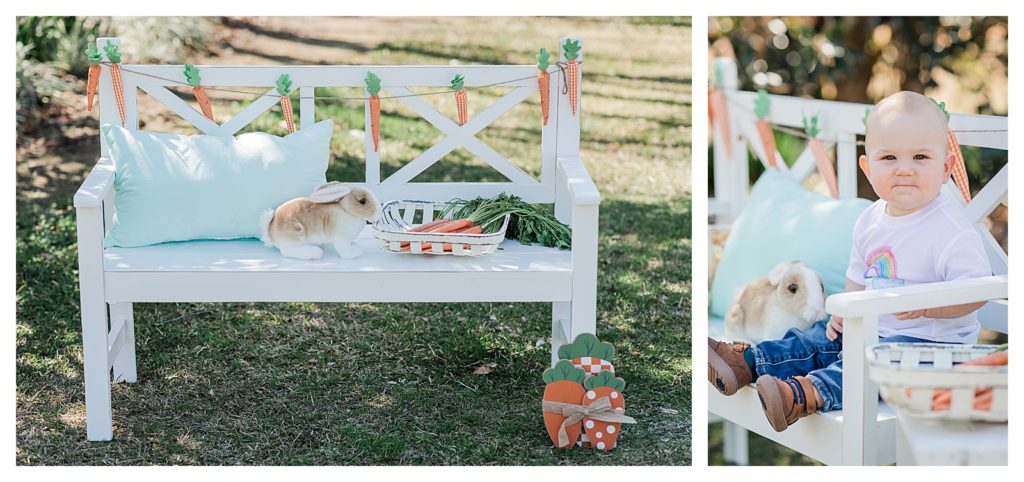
708, 338, 741, 395
755, 375, 788, 432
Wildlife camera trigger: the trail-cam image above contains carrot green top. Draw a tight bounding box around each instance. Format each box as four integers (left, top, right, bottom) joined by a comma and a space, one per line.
183, 64, 201, 87
803, 111, 820, 138
562, 39, 581, 61
583, 370, 626, 392
543, 360, 586, 385
102, 43, 121, 64
754, 89, 770, 119
365, 71, 381, 96
450, 74, 465, 92
86, 43, 102, 65
557, 333, 614, 363
930, 98, 951, 121
537, 48, 550, 72
276, 74, 292, 96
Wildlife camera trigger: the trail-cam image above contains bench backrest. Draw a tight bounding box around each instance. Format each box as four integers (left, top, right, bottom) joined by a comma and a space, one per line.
710, 57, 1009, 334
94, 36, 583, 205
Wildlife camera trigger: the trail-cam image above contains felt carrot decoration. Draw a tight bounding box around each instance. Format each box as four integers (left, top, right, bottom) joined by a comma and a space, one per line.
276, 74, 295, 133
541, 360, 587, 448
451, 74, 468, 126
103, 43, 126, 126
562, 39, 581, 116
932, 99, 971, 203
537, 48, 551, 126
557, 333, 615, 378
85, 43, 102, 111
804, 112, 839, 198
709, 88, 731, 158
365, 71, 381, 152
582, 371, 629, 451
184, 64, 215, 122
753, 90, 779, 168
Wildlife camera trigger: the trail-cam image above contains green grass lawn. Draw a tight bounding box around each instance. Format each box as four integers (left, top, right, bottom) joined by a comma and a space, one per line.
16, 16, 691, 465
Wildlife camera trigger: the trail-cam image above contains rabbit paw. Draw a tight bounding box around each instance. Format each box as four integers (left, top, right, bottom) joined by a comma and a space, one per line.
335, 244, 363, 259
279, 245, 324, 260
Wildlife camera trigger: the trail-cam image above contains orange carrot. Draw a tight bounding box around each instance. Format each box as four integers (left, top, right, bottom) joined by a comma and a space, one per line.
562, 39, 581, 116
276, 74, 295, 133
408, 219, 449, 233
948, 128, 971, 203
193, 86, 215, 121
542, 361, 587, 448
537, 48, 551, 126
86, 44, 102, 111
366, 71, 382, 152
809, 138, 839, 198
931, 388, 995, 411
756, 119, 779, 168
451, 74, 468, 126
426, 219, 472, 234
102, 43, 127, 125
962, 350, 1008, 366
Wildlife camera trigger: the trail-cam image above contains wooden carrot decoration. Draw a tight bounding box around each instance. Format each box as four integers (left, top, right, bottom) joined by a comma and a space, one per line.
581, 371, 630, 451
451, 74, 468, 126
541, 361, 586, 448
85, 43, 102, 111
537, 48, 551, 126
365, 71, 381, 152
753, 90, 779, 168
557, 333, 615, 377
562, 39, 581, 116
103, 43, 126, 126
184, 64, 215, 122
276, 74, 295, 133
804, 112, 839, 198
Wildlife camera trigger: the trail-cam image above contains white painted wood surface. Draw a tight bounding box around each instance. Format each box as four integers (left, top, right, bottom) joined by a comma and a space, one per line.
709, 56, 1009, 465
896, 413, 1008, 465
75, 36, 597, 441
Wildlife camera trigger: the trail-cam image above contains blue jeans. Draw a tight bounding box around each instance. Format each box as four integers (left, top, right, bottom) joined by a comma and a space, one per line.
750, 320, 936, 411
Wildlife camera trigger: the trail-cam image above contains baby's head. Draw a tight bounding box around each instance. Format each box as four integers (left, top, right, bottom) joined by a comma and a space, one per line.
860, 91, 955, 216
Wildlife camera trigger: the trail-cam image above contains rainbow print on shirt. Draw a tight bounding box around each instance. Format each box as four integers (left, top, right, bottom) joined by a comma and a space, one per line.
864, 246, 905, 289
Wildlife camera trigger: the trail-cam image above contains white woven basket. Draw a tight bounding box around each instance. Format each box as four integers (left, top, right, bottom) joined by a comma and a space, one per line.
371, 200, 510, 256
867, 343, 1007, 422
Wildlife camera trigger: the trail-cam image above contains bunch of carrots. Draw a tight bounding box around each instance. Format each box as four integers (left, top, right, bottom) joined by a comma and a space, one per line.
400, 218, 484, 252
914, 344, 1008, 411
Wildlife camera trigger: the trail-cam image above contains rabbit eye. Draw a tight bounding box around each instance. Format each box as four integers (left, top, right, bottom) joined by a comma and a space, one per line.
359, 198, 367, 205
788, 284, 798, 294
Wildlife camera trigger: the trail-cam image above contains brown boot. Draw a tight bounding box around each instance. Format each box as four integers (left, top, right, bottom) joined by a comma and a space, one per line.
708, 337, 754, 395
755, 375, 822, 432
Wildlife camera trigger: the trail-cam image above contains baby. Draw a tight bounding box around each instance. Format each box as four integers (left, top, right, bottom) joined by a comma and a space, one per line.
708, 91, 992, 432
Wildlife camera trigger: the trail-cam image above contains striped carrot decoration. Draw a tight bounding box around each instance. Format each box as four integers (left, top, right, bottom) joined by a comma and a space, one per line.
537, 48, 551, 126
276, 74, 295, 133
804, 112, 839, 198
85, 43, 102, 111
184, 64, 215, 122
753, 90, 779, 168
562, 39, 581, 116
947, 128, 972, 203
451, 74, 468, 126
103, 43, 126, 126
365, 71, 381, 152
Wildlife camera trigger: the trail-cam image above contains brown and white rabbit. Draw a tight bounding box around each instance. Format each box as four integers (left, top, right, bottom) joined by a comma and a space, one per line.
724, 261, 827, 343
259, 182, 381, 260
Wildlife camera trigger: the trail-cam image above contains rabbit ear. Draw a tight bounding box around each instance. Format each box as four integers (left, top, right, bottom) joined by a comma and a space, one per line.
310, 181, 350, 203
767, 262, 791, 286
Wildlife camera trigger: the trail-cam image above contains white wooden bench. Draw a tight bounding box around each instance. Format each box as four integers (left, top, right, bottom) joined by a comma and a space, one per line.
708, 57, 1009, 465
74, 36, 599, 441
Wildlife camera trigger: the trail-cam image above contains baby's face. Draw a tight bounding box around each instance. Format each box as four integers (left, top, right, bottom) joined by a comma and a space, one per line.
860, 106, 954, 216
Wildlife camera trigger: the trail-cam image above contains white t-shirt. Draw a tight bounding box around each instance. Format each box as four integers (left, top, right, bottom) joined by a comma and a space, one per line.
845, 195, 992, 343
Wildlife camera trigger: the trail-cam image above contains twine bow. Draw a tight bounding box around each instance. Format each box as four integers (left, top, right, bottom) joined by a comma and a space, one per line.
542, 396, 637, 447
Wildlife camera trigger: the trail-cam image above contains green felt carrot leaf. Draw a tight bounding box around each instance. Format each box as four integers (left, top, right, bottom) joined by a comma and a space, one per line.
562, 39, 581, 60
184, 64, 201, 87
365, 71, 381, 96
584, 370, 626, 392
537, 48, 550, 71
103, 43, 121, 63
803, 111, 820, 138
754, 89, 770, 119
557, 333, 615, 362
543, 360, 586, 384
450, 74, 465, 91
87, 43, 102, 64
276, 74, 292, 96
930, 97, 951, 121
862, 107, 871, 127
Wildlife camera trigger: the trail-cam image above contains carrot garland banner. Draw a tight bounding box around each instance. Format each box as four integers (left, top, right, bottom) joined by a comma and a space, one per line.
804, 112, 839, 198
103, 43, 126, 126
365, 71, 381, 152
536, 48, 551, 126
709, 87, 731, 158
932, 99, 972, 203
85, 43, 102, 111
753, 90, 779, 168
451, 74, 468, 126
276, 74, 296, 133
184, 64, 215, 122
562, 39, 581, 116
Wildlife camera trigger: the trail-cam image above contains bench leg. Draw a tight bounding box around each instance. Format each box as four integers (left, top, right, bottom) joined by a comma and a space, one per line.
110, 302, 137, 383
82, 298, 112, 441
722, 420, 750, 465
551, 302, 571, 366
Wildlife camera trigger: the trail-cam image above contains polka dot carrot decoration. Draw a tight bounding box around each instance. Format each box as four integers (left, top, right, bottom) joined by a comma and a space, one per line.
582, 370, 630, 451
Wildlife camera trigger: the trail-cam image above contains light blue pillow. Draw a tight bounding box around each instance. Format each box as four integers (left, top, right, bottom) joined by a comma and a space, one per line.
709, 169, 872, 318
101, 120, 333, 247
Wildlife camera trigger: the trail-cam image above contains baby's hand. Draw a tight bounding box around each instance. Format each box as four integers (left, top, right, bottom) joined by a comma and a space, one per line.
826, 315, 844, 341
895, 309, 928, 320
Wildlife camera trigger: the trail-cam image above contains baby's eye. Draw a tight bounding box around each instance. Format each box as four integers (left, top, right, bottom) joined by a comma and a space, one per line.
880, 154, 897, 161
914, 154, 929, 160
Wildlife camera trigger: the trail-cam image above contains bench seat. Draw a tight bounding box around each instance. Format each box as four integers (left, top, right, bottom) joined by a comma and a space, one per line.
103, 226, 574, 303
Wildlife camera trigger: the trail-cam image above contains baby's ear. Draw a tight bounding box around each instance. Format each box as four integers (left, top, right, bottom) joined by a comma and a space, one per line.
858, 154, 871, 177
943, 148, 956, 177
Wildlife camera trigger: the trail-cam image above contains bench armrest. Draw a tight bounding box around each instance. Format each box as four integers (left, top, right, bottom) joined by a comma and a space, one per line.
826, 275, 1008, 318
73, 157, 115, 209
557, 156, 600, 206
